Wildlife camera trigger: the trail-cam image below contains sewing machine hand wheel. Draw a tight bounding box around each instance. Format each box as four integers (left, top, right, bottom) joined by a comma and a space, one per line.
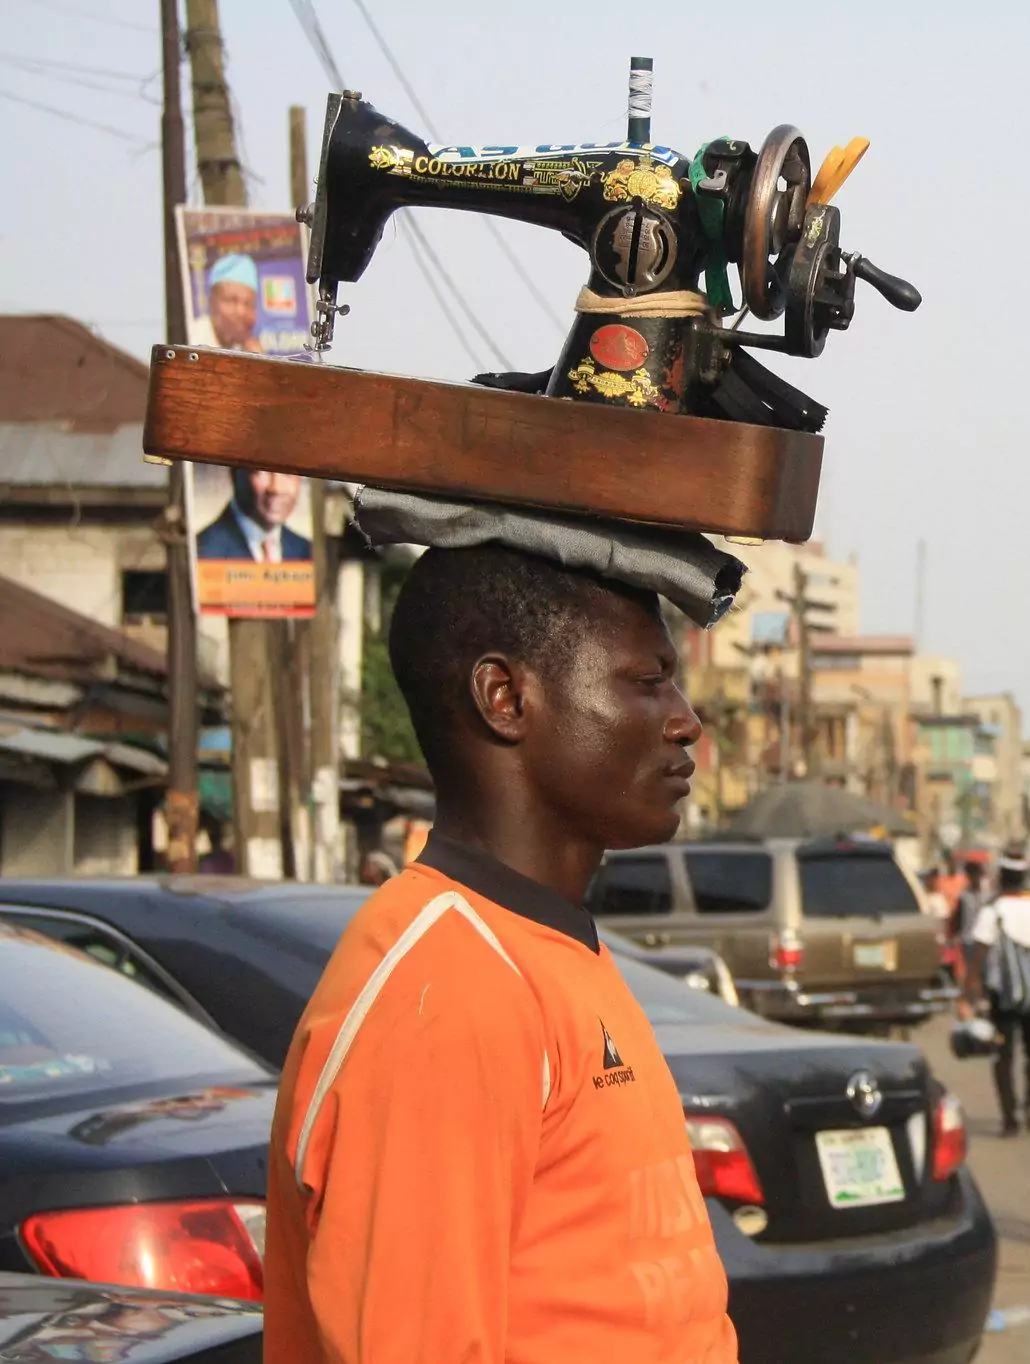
743, 126, 811, 321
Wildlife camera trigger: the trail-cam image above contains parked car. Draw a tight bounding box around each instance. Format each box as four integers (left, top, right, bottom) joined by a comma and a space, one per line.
587, 836, 958, 1030
0, 1272, 261, 1362
0, 876, 737, 1066
0, 884, 996, 1363
0, 923, 275, 1301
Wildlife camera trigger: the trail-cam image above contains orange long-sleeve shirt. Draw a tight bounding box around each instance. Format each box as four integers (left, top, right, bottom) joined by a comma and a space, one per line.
264, 835, 737, 1364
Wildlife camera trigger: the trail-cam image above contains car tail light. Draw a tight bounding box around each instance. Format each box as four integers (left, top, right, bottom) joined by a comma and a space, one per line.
20, 1198, 265, 1301
686, 1116, 765, 1205
770, 929, 804, 972
931, 1093, 967, 1181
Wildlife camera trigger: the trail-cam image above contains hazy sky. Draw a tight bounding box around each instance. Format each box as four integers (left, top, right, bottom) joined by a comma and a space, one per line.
3, 1, 1027, 721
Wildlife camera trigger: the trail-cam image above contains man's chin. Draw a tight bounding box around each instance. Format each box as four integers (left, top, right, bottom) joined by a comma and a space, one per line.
604, 806, 683, 851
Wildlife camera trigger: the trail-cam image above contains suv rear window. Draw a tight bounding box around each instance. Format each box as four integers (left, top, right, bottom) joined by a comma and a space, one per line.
589, 857, 671, 915
799, 854, 920, 918
683, 850, 771, 913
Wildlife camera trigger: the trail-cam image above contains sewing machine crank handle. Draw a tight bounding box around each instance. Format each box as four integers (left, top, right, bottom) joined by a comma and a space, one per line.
844, 253, 922, 312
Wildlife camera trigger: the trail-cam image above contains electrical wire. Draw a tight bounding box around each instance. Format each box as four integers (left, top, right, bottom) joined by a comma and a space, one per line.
402, 215, 510, 367
25, 0, 154, 34
0, 87, 152, 147
0, 55, 160, 104
0, 51, 149, 82
287, 0, 513, 369
401, 220, 483, 371
347, 0, 566, 334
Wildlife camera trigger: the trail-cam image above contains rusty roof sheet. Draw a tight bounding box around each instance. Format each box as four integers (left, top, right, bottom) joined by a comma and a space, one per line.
0, 315, 149, 431
0, 573, 219, 691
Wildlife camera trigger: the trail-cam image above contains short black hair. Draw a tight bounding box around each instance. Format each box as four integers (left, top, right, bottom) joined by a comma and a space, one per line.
388, 544, 661, 779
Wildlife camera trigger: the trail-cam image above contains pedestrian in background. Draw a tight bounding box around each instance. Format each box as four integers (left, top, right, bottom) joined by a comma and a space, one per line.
952, 861, 987, 982
961, 849, 1030, 1136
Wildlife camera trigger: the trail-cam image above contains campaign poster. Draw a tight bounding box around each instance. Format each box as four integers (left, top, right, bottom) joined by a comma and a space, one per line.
177, 208, 316, 618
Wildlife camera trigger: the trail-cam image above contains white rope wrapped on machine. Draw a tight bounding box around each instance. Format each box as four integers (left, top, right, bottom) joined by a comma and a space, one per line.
575, 286, 712, 319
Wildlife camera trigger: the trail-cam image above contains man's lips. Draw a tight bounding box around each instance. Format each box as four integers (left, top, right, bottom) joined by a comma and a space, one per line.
663, 758, 696, 793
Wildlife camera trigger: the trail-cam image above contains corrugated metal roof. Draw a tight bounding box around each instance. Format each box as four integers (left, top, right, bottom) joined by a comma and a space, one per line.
0, 729, 102, 763
0, 423, 166, 488
0, 725, 168, 775
0, 573, 172, 683
0, 315, 148, 431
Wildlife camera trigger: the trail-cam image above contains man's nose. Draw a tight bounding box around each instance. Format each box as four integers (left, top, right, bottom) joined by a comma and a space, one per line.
663, 687, 702, 747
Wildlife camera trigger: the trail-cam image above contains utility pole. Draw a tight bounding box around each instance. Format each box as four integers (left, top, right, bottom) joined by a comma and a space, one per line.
290, 104, 341, 883
777, 563, 837, 781
183, 0, 286, 879
160, 0, 199, 873
794, 563, 814, 778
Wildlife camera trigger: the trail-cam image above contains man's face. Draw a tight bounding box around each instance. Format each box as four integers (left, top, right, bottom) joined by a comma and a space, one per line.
209, 281, 257, 348
520, 594, 701, 849
236, 470, 301, 531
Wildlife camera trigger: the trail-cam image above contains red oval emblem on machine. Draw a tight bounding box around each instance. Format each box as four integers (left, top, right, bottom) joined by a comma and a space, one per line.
588, 324, 650, 372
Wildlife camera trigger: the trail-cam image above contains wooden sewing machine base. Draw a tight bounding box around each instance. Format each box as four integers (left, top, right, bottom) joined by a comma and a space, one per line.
143, 347, 824, 542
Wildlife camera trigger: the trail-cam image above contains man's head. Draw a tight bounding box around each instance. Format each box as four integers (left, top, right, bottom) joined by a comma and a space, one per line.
998, 847, 1028, 894
232, 469, 301, 532
964, 860, 984, 889
208, 254, 259, 349
389, 545, 701, 851
924, 867, 940, 891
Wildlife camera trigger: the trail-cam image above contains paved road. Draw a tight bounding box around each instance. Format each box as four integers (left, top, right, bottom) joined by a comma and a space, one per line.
917, 1018, 1030, 1363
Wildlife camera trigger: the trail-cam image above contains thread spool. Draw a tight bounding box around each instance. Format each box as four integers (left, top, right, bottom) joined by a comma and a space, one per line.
628, 56, 653, 143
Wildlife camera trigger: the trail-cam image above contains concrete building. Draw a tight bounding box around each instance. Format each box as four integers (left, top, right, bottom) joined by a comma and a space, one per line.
0, 573, 221, 875
963, 693, 1025, 843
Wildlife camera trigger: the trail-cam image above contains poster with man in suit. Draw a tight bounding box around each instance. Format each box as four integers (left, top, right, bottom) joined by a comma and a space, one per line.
177, 207, 316, 618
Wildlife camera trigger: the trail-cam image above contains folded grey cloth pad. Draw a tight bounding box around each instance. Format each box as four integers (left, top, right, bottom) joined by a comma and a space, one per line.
353, 487, 747, 629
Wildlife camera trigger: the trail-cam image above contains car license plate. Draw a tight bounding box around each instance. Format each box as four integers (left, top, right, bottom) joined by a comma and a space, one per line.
853, 940, 897, 970
815, 1127, 905, 1209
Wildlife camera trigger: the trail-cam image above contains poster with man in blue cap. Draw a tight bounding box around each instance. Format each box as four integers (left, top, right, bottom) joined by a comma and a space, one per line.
176, 207, 316, 618
197, 252, 264, 352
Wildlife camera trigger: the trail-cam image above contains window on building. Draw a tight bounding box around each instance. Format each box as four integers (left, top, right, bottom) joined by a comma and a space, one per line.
122, 570, 168, 622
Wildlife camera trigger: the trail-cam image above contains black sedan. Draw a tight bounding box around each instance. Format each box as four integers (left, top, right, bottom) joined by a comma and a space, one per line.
0, 882, 997, 1363
0, 1272, 261, 1362
0, 924, 275, 1303
0, 875, 735, 1067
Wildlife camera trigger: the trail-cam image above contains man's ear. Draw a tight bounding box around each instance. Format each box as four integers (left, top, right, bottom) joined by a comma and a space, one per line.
470, 654, 531, 743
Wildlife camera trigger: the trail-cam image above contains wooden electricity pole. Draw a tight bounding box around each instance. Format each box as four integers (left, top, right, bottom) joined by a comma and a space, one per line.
183, 0, 286, 879
160, 0, 199, 873
777, 564, 837, 781
290, 104, 341, 882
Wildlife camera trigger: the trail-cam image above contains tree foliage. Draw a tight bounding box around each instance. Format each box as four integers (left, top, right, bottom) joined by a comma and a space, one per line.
359, 564, 424, 766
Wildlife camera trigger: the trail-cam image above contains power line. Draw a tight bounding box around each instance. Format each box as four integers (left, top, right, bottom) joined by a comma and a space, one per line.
0, 87, 152, 147
0, 56, 160, 104
26, 0, 154, 33
0, 51, 149, 82
402, 215, 510, 368
287, 0, 512, 369
402, 221, 483, 371
347, 0, 566, 335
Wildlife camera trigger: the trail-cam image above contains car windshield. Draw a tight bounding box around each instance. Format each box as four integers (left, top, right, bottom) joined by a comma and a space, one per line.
613, 955, 749, 1026
0, 924, 271, 1116
799, 854, 921, 918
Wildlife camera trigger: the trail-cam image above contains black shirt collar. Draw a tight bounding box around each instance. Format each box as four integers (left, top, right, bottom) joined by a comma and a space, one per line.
417, 832, 599, 953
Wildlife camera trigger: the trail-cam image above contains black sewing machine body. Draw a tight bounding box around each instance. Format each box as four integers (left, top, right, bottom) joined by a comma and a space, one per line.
303, 91, 919, 426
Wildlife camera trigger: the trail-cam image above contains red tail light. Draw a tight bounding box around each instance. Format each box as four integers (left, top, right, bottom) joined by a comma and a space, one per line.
20, 1199, 265, 1301
770, 929, 804, 972
686, 1116, 765, 1205
931, 1093, 967, 1181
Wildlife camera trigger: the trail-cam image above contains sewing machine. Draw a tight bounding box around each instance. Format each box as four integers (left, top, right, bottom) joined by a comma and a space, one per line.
144, 60, 920, 541
302, 72, 919, 422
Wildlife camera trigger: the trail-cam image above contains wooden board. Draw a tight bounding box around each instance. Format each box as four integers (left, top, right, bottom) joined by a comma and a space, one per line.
143, 346, 824, 541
